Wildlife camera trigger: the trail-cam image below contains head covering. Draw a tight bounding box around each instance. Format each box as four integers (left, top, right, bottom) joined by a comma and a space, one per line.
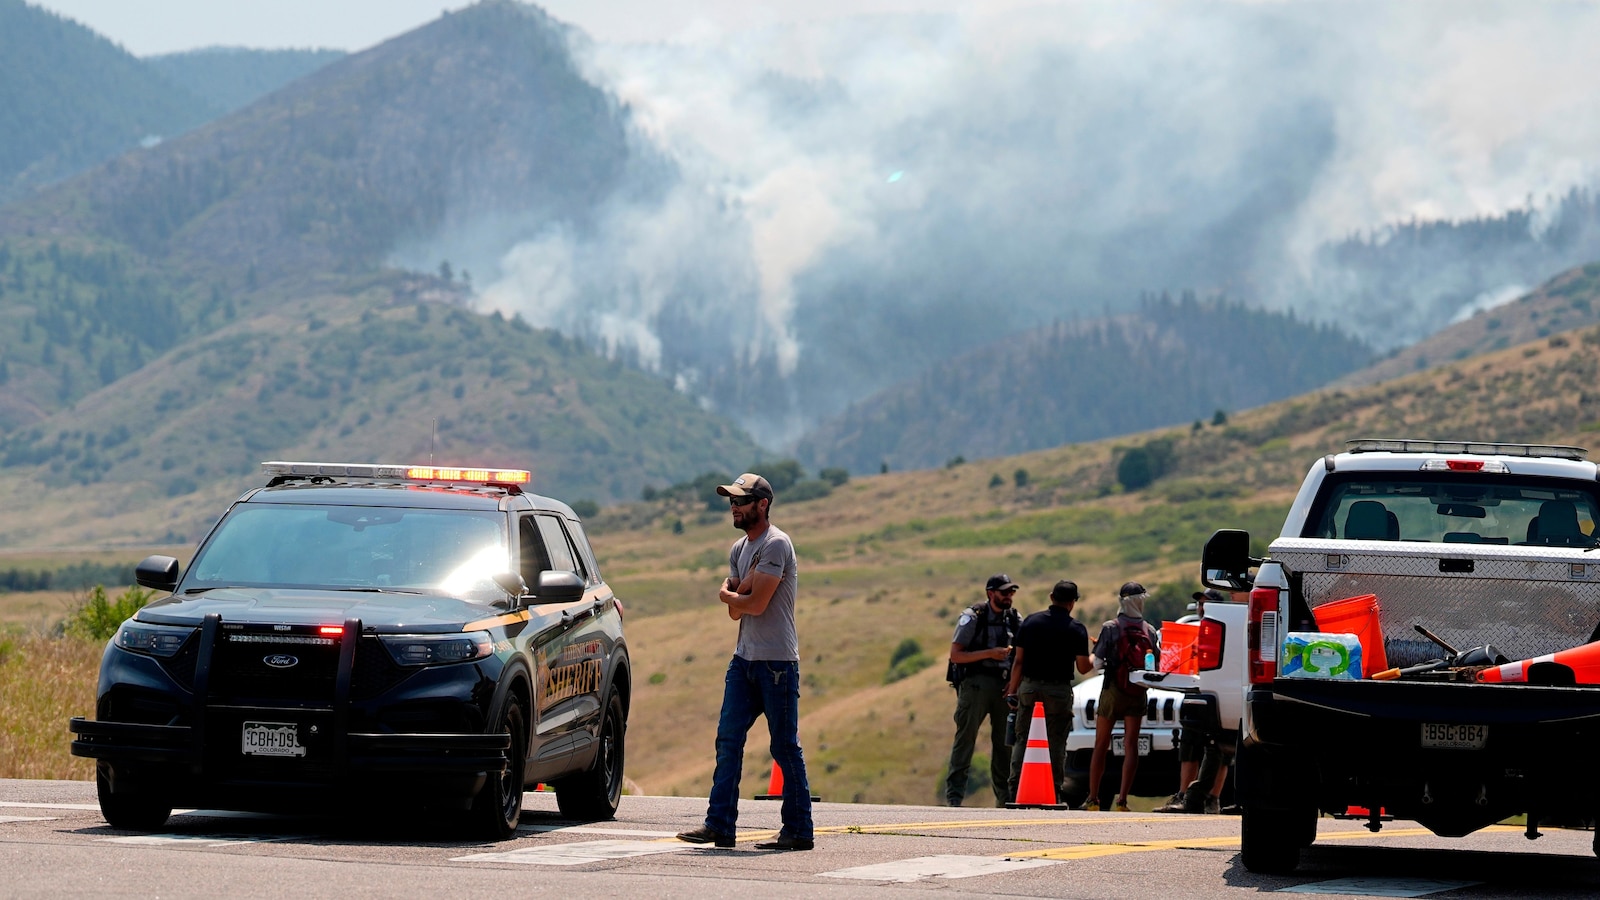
985, 573, 1019, 592
1050, 580, 1079, 603
717, 473, 774, 501
1118, 581, 1147, 619
1192, 588, 1228, 607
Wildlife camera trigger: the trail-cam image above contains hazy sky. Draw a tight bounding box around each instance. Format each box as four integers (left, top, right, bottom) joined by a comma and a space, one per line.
28, 0, 1011, 55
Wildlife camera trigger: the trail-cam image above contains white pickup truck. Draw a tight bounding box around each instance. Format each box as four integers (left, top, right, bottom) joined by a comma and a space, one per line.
1201, 439, 1600, 873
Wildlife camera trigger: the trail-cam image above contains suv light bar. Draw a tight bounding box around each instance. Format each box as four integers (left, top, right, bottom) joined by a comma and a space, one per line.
1346, 439, 1586, 461
261, 461, 531, 486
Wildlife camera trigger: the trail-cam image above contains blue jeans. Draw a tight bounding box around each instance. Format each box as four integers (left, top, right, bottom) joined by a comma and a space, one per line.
705, 656, 813, 840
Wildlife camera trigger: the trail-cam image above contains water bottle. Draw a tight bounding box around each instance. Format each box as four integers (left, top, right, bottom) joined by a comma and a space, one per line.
1144, 650, 1156, 672
1005, 695, 1019, 746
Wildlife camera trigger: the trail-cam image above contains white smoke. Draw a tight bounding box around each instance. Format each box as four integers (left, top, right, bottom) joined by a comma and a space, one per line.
459, 0, 1600, 445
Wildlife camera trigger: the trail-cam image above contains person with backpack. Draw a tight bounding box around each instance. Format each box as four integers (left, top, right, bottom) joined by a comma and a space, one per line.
944, 573, 1022, 807
1081, 581, 1161, 812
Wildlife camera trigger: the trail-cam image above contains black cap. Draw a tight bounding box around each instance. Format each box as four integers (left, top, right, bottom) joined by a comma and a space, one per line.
985, 573, 1019, 592
1118, 581, 1146, 597
1050, 580, 1079, 603
1192, 588, 1228, 604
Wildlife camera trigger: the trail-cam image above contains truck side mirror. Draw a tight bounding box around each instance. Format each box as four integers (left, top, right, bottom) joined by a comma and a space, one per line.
532, 570, 585, 604
1201, 529, 1256, 591
135, 555, 181, 592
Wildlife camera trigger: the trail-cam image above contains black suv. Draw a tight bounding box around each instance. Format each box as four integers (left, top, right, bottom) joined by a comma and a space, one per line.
70, 461, 630, 839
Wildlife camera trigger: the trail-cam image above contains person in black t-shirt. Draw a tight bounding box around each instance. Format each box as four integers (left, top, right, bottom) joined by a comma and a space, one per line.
1004, 580, 1093, 802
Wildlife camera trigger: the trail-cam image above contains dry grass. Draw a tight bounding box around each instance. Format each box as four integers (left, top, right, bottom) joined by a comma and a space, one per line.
0, 634, 100, 780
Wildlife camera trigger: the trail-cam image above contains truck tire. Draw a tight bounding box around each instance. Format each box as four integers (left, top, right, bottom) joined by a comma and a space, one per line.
96, 764, 171, 831
1240, 804, 1306, 874
554, 691, 625, 821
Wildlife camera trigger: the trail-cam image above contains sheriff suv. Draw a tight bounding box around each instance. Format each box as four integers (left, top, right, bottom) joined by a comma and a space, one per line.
70, 461, 630, 840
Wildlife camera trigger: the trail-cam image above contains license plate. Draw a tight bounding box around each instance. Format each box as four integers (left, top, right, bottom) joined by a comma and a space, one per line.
1420, 723, 1487, 750
1112, 734, 1152, 757
241, 721, 305, 757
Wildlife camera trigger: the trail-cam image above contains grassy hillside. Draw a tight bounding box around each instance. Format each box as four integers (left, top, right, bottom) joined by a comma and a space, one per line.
0, 0, 218, 204
1342, 261, 1600, 388
604, 320, 1600, 805
0, 281, 759, 546
145, 47, 345, 115
797, 294, 1372, 474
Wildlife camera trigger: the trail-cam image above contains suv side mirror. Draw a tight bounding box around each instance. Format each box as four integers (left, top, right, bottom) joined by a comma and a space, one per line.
1201, 529, 1257, 591
532, 570, 585, 603
135, 555, 181, 592
492, 572, 528, 602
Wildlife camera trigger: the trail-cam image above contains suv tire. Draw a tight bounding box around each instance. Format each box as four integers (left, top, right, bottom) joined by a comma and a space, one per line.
96, 764, 172, 831
555, 691, 625, 821
467, 701, 527, 840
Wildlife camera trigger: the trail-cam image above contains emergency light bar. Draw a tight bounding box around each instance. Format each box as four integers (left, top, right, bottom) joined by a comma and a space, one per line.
261, 461, 531, 486
1346, 439, 1586, 461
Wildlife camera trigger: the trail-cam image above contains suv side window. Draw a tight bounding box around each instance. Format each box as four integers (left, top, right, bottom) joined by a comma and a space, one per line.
535, 516, 578, 574
565, 520, 603, 584
518, 516, 552, 586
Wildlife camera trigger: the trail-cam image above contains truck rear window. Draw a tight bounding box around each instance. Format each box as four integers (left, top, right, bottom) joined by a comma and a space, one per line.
1303, 472, 1600, 546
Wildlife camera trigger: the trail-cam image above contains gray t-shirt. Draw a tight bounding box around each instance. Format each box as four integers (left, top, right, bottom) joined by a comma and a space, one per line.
729, 524, 799, 661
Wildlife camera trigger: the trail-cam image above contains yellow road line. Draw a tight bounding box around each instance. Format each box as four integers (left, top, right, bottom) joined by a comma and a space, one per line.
1008, 823, 1524, 861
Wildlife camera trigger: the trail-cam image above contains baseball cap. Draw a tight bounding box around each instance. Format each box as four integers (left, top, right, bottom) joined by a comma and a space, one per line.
985, 573, 1020, 592
717, 473, 774, 501
1191, 588, 1228, 604
1118, 581, 1146, 597
1050, 580, 1079, 602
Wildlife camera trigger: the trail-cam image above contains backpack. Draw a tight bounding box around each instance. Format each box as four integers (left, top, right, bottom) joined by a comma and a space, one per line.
1109, 619, 1155, 697
946, 602, 1021, 688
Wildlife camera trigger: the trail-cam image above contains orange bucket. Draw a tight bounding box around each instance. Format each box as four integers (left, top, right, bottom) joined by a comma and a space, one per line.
1159, 621, 1199, 674
1313, 594, 1388, 677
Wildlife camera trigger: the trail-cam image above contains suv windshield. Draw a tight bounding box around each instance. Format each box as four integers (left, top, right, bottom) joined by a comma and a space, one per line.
187, 504, 508, 600
1304, 472, 1600, 547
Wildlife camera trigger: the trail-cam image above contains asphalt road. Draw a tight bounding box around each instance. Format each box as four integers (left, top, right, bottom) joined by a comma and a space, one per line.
2, 778, 1597, 898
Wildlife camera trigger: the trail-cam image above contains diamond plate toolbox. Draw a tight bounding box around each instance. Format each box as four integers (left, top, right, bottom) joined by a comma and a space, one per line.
1270, 538, 1600, 669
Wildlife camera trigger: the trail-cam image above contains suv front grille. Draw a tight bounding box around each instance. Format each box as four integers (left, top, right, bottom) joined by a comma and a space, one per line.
209, 628, 341, 704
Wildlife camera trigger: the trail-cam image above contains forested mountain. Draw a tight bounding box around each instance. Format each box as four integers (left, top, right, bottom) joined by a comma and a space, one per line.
795, 295, 1373, 474
0, 2, 757, 541
0, 0, 216, 204
145, 47, 344, 115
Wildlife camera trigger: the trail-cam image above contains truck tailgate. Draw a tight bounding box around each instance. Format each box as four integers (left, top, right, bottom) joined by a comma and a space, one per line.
1271, 538, 1600, 668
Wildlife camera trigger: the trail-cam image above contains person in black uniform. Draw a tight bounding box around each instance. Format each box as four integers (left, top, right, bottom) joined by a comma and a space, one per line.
1004, 580, 1093, 802
945, 573, 1021, 807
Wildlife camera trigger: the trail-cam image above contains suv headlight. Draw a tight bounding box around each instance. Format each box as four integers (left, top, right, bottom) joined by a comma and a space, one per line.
379, 631, 494, 666
114, 621, 197, 657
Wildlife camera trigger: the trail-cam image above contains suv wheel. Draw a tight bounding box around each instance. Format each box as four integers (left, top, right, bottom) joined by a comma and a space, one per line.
96, 763, 171, 831
555, 691, 625, 821
468, 701, 527, 840
1239, 804, 1307, 874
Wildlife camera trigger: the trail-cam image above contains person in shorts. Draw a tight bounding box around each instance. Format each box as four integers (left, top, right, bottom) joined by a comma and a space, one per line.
1081, 582, 1160, 812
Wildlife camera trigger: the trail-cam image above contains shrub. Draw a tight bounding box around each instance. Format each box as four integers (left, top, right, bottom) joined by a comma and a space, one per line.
988, 473, 1004, 488
818, 467, 850, 487
945, 455, 966, 468
885, 638, 934, 684
63, 585, 154, 641
1013, 468, 1030, 488
785, 480, 833, 503
570, 499, 600, 518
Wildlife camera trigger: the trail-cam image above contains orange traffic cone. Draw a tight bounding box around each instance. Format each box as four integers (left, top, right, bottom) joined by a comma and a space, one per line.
1477, 639, 1600, 685
1005, 703, 1070, 810
754, 761, 821, 801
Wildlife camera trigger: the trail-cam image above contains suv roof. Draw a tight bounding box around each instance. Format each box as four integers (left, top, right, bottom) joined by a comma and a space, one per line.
242, 461, 579, 517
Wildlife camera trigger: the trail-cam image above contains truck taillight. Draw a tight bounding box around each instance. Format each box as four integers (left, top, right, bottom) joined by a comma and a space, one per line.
1247, 585, 1279, 684
1197, 618, 1224, 670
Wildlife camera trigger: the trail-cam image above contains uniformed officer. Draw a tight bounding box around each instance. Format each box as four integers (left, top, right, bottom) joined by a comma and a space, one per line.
945, 573, 1022, 807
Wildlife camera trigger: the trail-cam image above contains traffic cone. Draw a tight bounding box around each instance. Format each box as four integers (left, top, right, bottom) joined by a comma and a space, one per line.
1476, 639, 1600, 685
754, 761, 821, 801
1005, 703, 1071, 810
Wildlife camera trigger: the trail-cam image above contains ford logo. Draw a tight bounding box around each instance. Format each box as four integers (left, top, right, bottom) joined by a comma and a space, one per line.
264, 655, 299, 669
